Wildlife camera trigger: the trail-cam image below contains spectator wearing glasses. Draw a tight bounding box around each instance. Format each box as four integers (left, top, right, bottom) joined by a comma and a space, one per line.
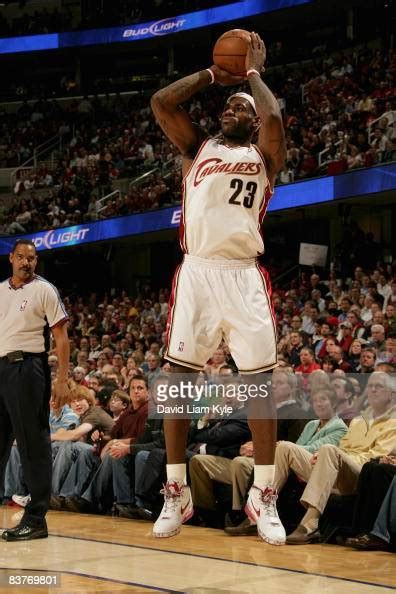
285, 372, 396, 544
368, 324, 387, 352
62, 376, 148, 514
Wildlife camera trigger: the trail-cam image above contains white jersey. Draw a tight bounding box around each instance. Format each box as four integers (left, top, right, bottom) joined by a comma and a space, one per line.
180, 138, 272, 260
0, 275, 68, 357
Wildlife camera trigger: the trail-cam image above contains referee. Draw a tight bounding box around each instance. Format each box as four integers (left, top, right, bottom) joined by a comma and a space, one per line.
0, 239, 70, 541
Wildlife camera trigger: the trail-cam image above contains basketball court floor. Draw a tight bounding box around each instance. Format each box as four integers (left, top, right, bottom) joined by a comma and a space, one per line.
0, 507, 394, 593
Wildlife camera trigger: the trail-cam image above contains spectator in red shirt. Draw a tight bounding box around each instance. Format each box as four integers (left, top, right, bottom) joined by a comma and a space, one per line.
317, 335, 338, 361
295, 348, 321, 374
295, 347, 321, 394
345, 310, 365, 339
338, 321, 354, 354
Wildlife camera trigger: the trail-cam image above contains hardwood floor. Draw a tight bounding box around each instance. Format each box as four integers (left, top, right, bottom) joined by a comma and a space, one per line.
0, 508, 394, 593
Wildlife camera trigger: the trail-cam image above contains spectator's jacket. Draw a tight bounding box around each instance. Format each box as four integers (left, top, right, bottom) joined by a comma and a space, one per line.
339, 335, 353, 354
80, 405, 114, 444
130, 417, 164, 454
188, 406, 250, 459
296, 415, 348, 453
351, 323, 365, 339
339, 405, 396, 465
289, 345, 303, 368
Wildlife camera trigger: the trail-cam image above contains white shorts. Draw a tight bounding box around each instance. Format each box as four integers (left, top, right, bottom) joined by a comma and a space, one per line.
165, 255, 278, 374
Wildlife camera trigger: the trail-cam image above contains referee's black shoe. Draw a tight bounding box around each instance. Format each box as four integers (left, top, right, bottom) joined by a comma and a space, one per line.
2, 521, 48, 541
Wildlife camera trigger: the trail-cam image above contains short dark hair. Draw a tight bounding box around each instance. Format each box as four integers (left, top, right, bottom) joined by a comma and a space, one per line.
301, 347, 315, 357
130, 374, 148, 389
362, 347, 377, 355
321, 355, 335, 367
11, 239, 36, 253
331, 376, 354, 397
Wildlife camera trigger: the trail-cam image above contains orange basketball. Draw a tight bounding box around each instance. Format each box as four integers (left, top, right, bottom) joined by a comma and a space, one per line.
213, 29, 250, 76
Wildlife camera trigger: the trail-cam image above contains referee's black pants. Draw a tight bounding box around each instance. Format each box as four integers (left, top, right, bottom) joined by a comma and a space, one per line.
352, 460, 396, 535
0, 354, 52, 526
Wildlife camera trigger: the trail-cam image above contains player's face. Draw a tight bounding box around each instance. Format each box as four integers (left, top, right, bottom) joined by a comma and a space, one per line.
9, 243, 37, 283
220, 98, 257, 141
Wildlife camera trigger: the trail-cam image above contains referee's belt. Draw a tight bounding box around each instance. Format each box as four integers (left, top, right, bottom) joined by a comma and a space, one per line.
0, 351, 46, 363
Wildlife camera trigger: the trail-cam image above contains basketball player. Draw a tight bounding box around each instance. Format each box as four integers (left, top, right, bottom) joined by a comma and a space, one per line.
151, 32, 286, 545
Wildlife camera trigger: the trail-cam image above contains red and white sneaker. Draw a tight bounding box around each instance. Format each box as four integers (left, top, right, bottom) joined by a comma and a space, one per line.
152, 481, 194, 538
245, 485, 286, 545
11, 494, 31, 508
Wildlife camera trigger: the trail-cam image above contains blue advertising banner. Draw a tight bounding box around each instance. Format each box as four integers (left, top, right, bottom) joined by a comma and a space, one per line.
0, 163, 394, 256
0, 0, 311, 54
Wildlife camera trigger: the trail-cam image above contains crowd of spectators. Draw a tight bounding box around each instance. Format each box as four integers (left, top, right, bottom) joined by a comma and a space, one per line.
1, 42, 395, 236
1, 259, 395, 549
0, 1, 230, 37
273, 45, 396, 181
0, 93, 182, 233
57, 263, 395, 390
1, 1, 395, 557
0, 5, 72, 37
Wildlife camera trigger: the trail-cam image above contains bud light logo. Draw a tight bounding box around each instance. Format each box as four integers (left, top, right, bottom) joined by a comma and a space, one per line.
122, 17, 186, 39
31, 228, 90, 250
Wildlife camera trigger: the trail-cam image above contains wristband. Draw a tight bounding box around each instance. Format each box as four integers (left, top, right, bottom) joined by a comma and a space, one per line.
247, 68, 262, 77
206, 68, 215, 84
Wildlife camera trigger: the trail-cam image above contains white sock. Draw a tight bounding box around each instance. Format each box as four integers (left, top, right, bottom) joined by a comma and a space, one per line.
254, 465, 275, 489
166, 463, 186, 484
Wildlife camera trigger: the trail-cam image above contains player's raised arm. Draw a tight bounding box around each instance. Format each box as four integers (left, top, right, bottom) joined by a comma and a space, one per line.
245, 32, 286, 186
151, 68, 245, 158
151, 70, 213, 158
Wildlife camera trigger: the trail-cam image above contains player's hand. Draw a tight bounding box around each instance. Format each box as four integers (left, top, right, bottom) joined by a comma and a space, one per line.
210, 65, 246, 86
245, 31, 266, 73
310, 453, 318, 466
